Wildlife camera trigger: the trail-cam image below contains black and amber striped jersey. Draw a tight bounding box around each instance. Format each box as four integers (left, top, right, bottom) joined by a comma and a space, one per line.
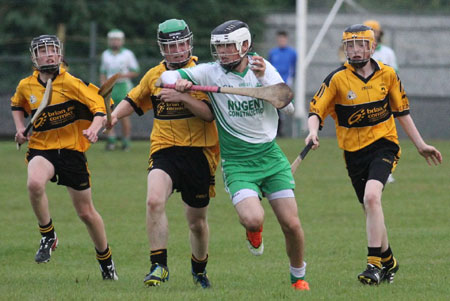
126, 56, 220, 196
126, 56, 219, 155
11, 67, 106, 152
309, 59, 410, 152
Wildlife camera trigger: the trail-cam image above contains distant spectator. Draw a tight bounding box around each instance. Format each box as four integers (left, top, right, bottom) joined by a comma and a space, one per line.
268, 30, 297, 137
100, 29, 139, 151
364, 20, 398, 71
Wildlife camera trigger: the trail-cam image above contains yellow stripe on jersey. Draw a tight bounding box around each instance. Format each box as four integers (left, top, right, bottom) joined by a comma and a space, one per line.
11, 67, 106, 152
309, 59, 409, 152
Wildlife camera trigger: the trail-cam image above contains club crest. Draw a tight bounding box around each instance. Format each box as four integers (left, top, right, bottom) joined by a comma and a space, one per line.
347, 90, 356, 100
30, 95, 37, 104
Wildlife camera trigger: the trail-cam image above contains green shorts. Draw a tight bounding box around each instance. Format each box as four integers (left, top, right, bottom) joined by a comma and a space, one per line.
111, 82, 132, 104
221, 143, 295, 199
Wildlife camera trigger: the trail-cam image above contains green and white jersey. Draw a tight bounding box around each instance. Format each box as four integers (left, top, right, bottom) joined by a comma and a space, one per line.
178, 57, 284, 160
100, 47, 139, 89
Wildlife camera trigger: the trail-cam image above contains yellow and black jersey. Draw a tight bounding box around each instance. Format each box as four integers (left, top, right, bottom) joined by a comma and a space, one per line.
126, 56, 220, 196
310, 59, 410, 152
11, 67, 106, 152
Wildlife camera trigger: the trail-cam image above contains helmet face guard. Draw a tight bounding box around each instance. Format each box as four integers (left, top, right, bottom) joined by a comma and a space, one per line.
210, 20, 251, 69
342, 24, 374, 68
157, 19, 193, 69
30, 35, 63, 73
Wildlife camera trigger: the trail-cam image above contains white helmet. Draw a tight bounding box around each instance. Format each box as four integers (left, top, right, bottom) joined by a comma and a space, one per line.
107, 29, 125, 39
210, 20, 252, 69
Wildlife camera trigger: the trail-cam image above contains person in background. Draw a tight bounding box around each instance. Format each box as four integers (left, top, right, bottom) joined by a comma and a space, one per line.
12, 35, 118, 280
268, 30, 297, 137
363, 19, 398, 71
100, 29, 139, 151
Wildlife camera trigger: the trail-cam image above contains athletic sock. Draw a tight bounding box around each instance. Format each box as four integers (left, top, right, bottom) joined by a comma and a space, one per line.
290, 262, 307, 283
367, 247, 382, 269
107, 136, 116, 144
150, 249, 167, 267
96, 245, 113, 267
381, 245, 395, 268
191, 254, 208, 274
38, 219, 55, 238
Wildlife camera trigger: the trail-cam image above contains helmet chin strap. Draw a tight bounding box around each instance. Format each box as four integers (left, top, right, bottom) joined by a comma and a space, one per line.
349, 59, 369, 69
38, 64, 60, 74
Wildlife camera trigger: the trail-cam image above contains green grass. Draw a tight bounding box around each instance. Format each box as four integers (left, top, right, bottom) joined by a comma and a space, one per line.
0, 138, 449, 300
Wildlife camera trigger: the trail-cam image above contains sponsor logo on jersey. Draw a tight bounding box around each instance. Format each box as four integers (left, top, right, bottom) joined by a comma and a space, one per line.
30, 95, 37, 104
347, 90, 356, 100
227, 98, 264, 117
336, 96, 392, 128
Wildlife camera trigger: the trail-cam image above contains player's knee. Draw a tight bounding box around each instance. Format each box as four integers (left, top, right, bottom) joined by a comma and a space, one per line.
241, 215, 263, 231
27, 178, 45, 195
189, 218, 208, 233
363, 192, 381, 209
77, 206, 98, 224
280, 217, 301, 234
146, 196, 165, 213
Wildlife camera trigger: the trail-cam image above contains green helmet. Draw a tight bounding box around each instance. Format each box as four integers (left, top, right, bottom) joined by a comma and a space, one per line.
157, 19, 193, 68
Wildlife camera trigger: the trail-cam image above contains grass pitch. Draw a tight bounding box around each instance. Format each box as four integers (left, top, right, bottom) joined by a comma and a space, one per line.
0, 138, 449, 300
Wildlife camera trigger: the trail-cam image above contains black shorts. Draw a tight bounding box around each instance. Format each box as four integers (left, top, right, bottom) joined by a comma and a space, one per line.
26, 148, 91, 191
344, 138, 400, 204
148, 147, 212, 208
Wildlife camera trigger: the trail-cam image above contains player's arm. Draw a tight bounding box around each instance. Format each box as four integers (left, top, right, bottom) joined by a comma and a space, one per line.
99, 73, 107, 85
305, 76, 337, 149
306, 114, 320, 150
396, 115, 442, 165
12, 110, 28, 144
159, 88, 214, 122
108, 100, 135, 129
82, 115, 104, 143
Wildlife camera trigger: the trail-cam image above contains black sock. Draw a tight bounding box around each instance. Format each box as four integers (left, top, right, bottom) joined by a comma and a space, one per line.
367, 247, 382, 268
381, 245, 394, 267
191, 254, 208, 274
150, 249, 167, 267
39, 219, 55, 238
96, 245, 112, 267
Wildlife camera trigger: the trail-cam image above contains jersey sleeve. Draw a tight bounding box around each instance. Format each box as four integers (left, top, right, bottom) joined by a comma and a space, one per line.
259, 59, 284, 86
178, 64, 212, 86
126, 69, 155, 115
10, 79, 31, 118
128, 51, 140, 73
309, 77, 337, 128
68, 78, 106, 116
389, 71, 410, 117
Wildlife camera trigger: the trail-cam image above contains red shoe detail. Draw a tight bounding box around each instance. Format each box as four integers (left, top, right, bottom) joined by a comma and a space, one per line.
246, 226, 263, 248
292, 279, 310, 291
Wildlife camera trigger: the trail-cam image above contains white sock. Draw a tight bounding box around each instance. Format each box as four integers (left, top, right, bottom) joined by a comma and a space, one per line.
290, 261, 307, 279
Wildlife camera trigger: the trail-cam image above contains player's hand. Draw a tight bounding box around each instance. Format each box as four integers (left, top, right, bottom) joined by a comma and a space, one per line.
418, 144, 442, 166
14, 129, 28, 145
305, 133, 320, 150
83, 128, 98, 143
249, 55, 266, 78
174, 79, 192, 92
158, 88, 185, 103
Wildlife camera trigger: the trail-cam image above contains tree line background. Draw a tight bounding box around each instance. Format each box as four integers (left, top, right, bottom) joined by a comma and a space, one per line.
1, 0, 449, 89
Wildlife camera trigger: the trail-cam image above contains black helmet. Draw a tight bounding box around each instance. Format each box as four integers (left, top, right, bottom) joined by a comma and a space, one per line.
30, 35, 63, 73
